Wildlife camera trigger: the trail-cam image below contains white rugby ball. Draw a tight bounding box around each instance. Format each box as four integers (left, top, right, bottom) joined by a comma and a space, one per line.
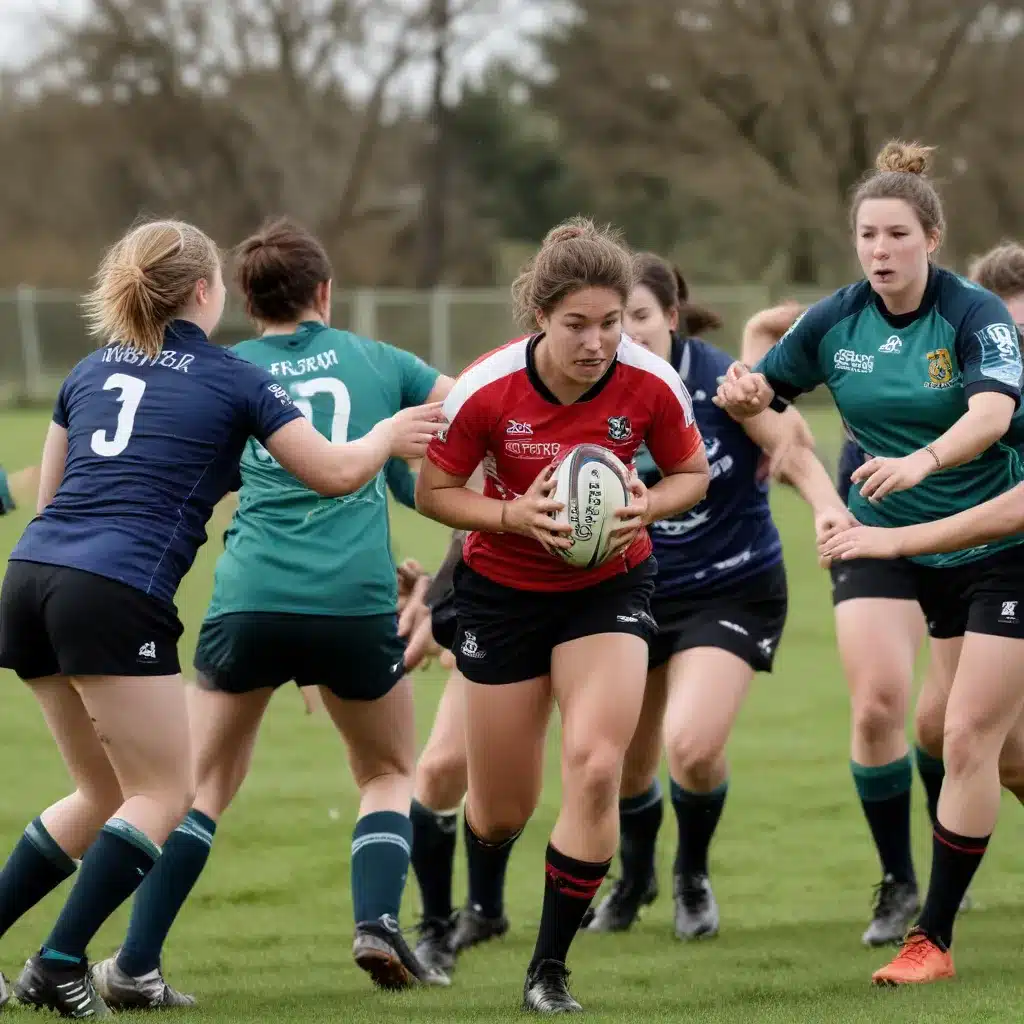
551, 444, 631, 569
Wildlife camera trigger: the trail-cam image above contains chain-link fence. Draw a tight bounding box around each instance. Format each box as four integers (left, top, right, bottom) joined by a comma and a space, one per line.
0, 284, 828, 405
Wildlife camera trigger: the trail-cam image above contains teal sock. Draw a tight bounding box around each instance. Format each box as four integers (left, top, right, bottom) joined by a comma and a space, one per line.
0, 818, 77, 939
851, 757, 916, 886
41, 819, 160, 965
915, 747, 945, 827
117, 810, 217, 977
351, 811, 413, 924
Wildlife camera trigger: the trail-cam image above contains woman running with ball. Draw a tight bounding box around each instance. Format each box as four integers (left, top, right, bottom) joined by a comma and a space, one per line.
416, 218, 709, 1013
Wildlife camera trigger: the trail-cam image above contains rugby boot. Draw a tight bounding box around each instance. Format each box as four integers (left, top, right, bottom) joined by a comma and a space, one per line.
872, 929, 955, 985
522, 959, 582, 1014
861, 875, 919, 947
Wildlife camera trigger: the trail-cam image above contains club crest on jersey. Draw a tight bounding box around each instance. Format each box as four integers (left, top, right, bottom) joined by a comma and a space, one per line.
607, 416, 632, 442
506, 420, 533, 435
925, 348, 957, 389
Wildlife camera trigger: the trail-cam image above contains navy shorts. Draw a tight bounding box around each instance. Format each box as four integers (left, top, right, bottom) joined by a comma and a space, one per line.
194, 612, 406, 701
452, 557, 658, 685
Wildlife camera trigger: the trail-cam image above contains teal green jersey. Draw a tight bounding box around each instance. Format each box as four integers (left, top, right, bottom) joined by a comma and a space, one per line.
757, 266, 1024, 567
205, 322, 439, 618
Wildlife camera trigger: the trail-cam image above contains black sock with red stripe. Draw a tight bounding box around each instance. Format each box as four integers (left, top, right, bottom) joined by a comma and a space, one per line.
530, 843, 610, 969
915, 820, 990, 949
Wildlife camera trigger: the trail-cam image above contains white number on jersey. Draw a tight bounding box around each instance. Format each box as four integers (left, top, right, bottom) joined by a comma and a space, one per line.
90, 373, 147, 457
253, 377, 352, 464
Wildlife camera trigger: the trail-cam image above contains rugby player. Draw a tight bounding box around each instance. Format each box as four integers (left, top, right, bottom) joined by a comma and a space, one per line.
716, 141, 1024, 986
0, 219, 443, 1017
417, 217, 710, 1012
89, 219, 455, 1009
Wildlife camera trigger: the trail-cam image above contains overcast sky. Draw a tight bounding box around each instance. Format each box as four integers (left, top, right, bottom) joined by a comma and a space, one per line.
0, 0, 565, 98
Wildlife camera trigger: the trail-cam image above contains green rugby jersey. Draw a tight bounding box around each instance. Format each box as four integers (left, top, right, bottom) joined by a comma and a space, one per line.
206, 322, 439, 618
758, 266, 1024, 567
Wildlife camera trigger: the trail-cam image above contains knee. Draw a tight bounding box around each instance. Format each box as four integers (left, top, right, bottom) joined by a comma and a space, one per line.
351, 746, 414, 792
914, 701, 945, 757
78, 776, 124, 823
562, 741, 622, 816
665, 732, 722, 791
942, 718, 993, 781
851, 684, 905, 744
416, 744, 467, 799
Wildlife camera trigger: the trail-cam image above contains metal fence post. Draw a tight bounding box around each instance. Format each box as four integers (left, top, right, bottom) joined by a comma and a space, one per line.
16, 285, 43, 401
429, 288, 452, 374
352, 289, 377, 339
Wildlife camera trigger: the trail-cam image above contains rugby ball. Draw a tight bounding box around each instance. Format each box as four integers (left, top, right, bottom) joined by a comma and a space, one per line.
551, 444, 631, 569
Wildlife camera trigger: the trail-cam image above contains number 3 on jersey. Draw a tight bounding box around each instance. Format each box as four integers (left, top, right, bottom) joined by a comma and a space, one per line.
90, 373, 147, 457
254, 377, 351, 464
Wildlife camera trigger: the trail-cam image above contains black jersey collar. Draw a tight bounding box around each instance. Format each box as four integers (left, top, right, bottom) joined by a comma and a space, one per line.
872, 263, 940, 329
164, 319, 209, 346
525, 332, 619, 405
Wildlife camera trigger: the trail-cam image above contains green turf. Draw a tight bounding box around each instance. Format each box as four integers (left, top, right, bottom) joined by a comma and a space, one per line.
1, 406, 1023, 1021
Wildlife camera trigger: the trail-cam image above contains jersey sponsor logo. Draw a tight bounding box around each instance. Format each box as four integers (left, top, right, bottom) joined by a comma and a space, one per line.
506, 419, 533, 435
651, 507, 712, 535
101, 345, 194, 373
504, 440, 561, 458
878, 335, 902, 353
267, 383, 293, 406
137, 641, 157, 660
607, 416, 633, 442
708, 455, 735, 481
924, 348, 958, 389
976, 323, 1023, 386
460, 630, 485, 659
269, 350, 339, 377
834, 349, 874, 374
704, 436, 722, 459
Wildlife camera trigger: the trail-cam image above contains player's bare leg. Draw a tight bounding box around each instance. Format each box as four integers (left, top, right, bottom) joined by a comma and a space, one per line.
585, 665, 666, 932
836, 598, 922, 946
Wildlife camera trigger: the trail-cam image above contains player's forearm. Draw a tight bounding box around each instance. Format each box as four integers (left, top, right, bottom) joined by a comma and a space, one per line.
927, 399, 1014, 470
890, 484, 1024, 557
644, 470, 709, 525
324, 421, 394, 496
416, 484, 505, 534
779, 447, 845, 516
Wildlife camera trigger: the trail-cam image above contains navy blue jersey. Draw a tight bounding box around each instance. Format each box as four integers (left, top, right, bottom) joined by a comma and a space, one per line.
638, 335, 781, 595
11, 320, 302, 605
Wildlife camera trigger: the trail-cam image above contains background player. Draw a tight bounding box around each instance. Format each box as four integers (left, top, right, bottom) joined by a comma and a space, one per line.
417, 219, 710, 1012
0, 218, 444, 1017
89, 219, 454, 1009
716, 140, 1024, 986
585, 253, 847, 938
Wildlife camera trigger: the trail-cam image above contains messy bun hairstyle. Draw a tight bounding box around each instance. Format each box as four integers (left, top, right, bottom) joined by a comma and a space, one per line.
850, 140, 945, 244
511, 217, 635, 329
633, 252, 723, 336
234, 218, 333, 324
84, 219, 221, 358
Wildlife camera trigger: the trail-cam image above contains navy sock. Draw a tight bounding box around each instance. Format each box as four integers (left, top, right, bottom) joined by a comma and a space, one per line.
915, 747, 945, 828
410, 800, 458, 922
618, 780, 662, 884
117, 809, 217, 977
916, 821, 989, 949
0, 818, 77, 939
42, 819, 159, 966
464, 815, 520, 919
351, 811, 413, 923
670, 778, 728, 877
851, 757, 916, 886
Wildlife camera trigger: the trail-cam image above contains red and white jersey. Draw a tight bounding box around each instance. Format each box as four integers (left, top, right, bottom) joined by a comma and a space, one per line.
426, 334, 703, 591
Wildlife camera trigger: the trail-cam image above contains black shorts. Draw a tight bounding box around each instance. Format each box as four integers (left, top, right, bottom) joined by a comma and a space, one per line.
193, 611, 405, 701
830, 557, 918, 605
836, 437, 867, 505
0, 560, 182, 679
648, 563, 788, 673
452, 557, 658, 685
912, 546, 1024, 640
430, 589, 458, 653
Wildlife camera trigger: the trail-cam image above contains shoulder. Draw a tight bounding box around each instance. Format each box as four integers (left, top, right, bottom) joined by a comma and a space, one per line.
617, 336, 690, 403
443, 337, 530, 421
786, 282, 871, 342
685, 336, 732, 376
934, 266, 1011, 327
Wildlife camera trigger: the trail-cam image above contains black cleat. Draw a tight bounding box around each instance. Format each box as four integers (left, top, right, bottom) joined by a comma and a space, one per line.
0, 972, 9, 1009
861, 875, 920, 947
449, 903, 509, 953
584, 873, 658, 932
15, 955, 111, 1018
413, 915, 458, 975
91, 955, 196, 1009
673, 873, 720, 940
523, 959, 582, 1014
353, 914, 451, 990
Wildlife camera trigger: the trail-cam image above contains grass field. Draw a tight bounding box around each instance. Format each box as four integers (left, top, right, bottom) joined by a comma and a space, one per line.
1, 406, 1023, 1022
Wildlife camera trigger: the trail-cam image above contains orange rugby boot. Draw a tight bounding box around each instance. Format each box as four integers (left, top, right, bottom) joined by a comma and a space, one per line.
871, 929, 955, 986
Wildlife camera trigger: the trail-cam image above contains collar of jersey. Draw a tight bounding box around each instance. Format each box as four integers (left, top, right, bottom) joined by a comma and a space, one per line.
164, 319, 209, 346
871, 262, 940, 329
525, 332, 619, 405
259, 321, 329, 350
